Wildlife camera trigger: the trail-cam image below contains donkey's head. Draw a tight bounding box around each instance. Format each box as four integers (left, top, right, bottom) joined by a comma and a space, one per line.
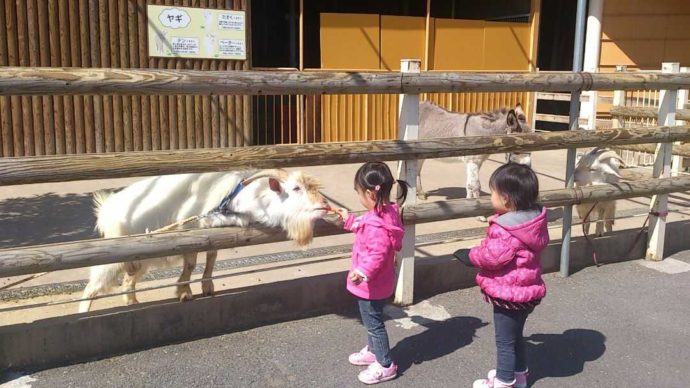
504, 103, 533, 167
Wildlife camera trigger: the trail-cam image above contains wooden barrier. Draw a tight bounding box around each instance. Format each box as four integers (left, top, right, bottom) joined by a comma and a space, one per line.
3, 67, 690, 96
610, 106, 690, 121
1, 125, 689, 186
2, 174, 689, 278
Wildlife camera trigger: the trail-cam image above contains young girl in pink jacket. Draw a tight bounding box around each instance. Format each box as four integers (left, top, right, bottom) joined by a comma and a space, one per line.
454, 163, 549, 388
333, 161, 407, 385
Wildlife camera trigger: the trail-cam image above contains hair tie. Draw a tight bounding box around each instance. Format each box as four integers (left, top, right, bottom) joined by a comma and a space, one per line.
374, 185, 381, 192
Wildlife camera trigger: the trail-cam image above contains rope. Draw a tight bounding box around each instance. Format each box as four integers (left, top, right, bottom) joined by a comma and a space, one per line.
581, 202, 651, 267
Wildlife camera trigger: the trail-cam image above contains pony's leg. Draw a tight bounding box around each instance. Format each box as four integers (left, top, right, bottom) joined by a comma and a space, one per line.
416, 159, 427, 200
176, 253, 198, 302
201, 250, 217, 297
122, 261, 144, 306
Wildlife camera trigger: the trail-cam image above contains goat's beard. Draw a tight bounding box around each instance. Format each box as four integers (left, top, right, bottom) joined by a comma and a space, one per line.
286, 216, 316, 246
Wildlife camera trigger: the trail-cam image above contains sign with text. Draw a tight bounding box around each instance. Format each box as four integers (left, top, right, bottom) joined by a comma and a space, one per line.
147, 5, 246, 60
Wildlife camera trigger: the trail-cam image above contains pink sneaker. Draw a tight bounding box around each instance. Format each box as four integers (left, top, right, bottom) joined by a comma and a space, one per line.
357, 362, 397, 384
487, 369, 528, 388
348, 346, 376, 366
473, 373, 515, 388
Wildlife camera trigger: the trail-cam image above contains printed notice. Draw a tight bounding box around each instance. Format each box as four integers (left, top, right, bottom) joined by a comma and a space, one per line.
219, 39, 245, 57
218, 13, 244, 31
171, 37, 199, 55
147, 5, 246, 60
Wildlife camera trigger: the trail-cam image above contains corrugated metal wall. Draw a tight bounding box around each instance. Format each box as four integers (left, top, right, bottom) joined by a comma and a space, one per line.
0, 0, 251, 158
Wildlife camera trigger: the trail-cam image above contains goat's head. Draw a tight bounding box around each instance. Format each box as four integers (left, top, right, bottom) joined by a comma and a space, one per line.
574, 147, 624, 186
241, 169, 329, 246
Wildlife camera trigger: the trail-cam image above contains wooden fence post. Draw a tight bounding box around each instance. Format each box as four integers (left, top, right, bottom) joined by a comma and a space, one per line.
612, 65, 627, 129
394, 59, 420, 306
672, 67, 689, 174
647, 62, 678, 261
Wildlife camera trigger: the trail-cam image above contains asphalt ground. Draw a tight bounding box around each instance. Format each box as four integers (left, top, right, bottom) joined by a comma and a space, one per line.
2, 250, 689, 388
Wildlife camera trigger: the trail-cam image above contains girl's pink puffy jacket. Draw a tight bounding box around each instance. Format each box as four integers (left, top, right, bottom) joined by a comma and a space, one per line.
344, 203, 405, 300
469, 207, 549, 303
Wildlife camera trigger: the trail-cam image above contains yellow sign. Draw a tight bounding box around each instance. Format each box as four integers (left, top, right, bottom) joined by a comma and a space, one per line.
147, 5, 246, 60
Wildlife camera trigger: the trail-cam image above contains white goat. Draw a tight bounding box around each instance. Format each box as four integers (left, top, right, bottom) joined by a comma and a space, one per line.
574, 147, 625, 237
79, 169, 329, 313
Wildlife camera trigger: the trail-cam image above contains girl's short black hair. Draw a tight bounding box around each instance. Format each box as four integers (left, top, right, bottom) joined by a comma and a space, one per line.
354, 161, 408, 210
489, 163, 540, 211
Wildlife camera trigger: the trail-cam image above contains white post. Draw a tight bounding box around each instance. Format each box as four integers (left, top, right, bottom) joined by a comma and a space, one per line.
581, 0, 604, 130
612, 65, 627, 130
672, 67, 689, 174
646, 62, 678, 261
394, 59, 420, 306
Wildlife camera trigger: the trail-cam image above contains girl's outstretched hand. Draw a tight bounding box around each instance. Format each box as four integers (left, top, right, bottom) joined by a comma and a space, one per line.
332, 207, 349, 220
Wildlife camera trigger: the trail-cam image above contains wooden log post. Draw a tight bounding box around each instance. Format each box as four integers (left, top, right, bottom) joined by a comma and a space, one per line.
647, 62, 678, 261
672, 67, 689, 174
394, 59, 420, 306
612, 65, 628, 163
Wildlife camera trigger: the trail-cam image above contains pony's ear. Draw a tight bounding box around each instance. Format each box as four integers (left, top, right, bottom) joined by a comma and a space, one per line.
506, 109, 519, 132
268, 178, 283, 193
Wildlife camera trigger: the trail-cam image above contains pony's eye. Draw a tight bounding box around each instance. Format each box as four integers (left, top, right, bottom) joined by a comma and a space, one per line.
292, 187, 301, 192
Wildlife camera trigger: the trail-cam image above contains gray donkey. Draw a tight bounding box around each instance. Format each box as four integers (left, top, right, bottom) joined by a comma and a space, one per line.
417, 101, 533, 200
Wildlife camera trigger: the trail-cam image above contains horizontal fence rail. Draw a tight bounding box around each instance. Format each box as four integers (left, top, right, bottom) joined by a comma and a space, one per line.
2, 174, 689, 278
610, 105, 690, 121
614, 143, 690, 158
1, 125, 689, 186
3, 68, 690, 96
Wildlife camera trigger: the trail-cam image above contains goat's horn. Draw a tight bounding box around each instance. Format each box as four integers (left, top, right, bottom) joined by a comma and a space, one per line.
598, 149, 626, 167
241, 169, 290, 186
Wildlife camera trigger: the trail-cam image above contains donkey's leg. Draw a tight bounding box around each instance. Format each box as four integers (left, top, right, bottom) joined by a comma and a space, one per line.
416, 159, 428, 200
122, 261, 144, 306
465, 155, 488, 199
176, 253, 198, 302
201, 250, 217, 297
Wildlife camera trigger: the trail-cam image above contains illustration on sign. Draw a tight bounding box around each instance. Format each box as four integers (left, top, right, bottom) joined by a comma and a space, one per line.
147, 5, 246, 60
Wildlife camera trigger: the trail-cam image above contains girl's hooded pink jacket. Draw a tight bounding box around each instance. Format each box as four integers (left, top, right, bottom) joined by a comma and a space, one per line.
344, 203, 405, 300
469, 207, 549, 303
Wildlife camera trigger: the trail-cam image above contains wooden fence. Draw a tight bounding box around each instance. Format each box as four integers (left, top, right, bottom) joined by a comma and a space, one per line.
0, 0, 251, 158
1, 67, 690, 303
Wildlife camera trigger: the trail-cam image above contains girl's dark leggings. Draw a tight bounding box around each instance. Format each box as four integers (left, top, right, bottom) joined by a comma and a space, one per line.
494, 305, 533, 383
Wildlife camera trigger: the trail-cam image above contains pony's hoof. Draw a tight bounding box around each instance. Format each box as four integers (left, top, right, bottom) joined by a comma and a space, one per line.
417, 192, 429, 200
176, 287, 194, 302
477, 216, 487, 222
201, 281, 215, 297
125, 297, 139, 306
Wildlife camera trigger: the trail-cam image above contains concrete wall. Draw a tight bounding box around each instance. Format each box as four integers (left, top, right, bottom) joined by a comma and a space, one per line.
2, 221, 689, 371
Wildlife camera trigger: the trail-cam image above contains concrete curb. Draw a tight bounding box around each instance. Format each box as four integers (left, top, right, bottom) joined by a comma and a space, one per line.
2, 221, 689, 371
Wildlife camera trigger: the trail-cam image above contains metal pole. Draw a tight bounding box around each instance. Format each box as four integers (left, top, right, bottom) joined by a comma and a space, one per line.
560, 0, 587, 277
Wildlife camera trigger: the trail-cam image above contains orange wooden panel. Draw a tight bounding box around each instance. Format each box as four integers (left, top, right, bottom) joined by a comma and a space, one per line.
483, 22, 531, 71
663, 41, 690, 66
665, 15, 690, 40
432, 19, 484, 70
320, 13, 380, 70
604, 0, 690, 15
380, 15, 426, 71
600, 41, 664, 69
601, 16, 667, 40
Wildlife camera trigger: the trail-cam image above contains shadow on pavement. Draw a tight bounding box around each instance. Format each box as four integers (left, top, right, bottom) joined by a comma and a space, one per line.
391, 315, 489, 374
526, 329, 607, 385
0, 192, 99, 249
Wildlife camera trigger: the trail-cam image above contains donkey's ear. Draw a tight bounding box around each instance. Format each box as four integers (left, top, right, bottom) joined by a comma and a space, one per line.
514, 103, 525, 116
506, 109, 519, 132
